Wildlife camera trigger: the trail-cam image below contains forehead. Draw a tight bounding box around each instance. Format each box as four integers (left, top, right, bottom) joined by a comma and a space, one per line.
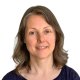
26, 15, 52, 29
27, 15, 46, 24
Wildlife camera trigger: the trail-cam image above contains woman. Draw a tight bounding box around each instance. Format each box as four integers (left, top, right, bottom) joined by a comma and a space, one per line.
2, 5, 80, 80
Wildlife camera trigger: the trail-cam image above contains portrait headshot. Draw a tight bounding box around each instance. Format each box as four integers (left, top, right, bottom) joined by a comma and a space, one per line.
0, 0, 80, 80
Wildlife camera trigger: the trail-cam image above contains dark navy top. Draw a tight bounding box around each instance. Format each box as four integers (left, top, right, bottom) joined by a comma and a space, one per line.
2, 65, 80, 80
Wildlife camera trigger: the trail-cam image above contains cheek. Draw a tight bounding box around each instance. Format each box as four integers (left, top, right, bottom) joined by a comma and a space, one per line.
47, 35, 56, 48
48, 35, 56, 43
26, 37, 36, 48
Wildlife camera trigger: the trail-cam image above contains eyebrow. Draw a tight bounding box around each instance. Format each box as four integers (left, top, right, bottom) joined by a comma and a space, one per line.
29, 26, 52, 30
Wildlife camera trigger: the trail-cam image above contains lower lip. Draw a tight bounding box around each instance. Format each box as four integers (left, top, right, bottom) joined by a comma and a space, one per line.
36, 46, 48, 50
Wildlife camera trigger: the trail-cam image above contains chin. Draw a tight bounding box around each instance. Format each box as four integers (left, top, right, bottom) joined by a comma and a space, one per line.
36, 53, 52, 60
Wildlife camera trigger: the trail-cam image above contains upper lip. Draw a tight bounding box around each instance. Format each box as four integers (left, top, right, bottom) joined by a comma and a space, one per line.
36, 45, 48, 49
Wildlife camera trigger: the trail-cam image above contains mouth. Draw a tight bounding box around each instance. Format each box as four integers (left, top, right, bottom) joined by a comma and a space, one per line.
36, 46, 48, 50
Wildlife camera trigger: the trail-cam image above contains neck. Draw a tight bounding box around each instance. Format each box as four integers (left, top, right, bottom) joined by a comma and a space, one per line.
29, 55, 54, 74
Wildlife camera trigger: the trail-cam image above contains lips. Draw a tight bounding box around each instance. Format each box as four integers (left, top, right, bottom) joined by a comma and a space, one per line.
36, 46, 48, 50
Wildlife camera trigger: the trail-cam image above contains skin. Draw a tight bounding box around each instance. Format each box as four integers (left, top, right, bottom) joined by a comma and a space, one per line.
20, 15, 61, 80
25, 15, 56, 60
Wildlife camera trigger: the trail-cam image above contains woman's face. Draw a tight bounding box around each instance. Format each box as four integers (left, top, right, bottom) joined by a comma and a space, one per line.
25, 15, 56, 59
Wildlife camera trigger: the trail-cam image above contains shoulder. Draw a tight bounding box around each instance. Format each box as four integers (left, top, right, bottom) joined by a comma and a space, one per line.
61, 65, 80, 80
2, 70, 25, 80
62, 65, 79, 75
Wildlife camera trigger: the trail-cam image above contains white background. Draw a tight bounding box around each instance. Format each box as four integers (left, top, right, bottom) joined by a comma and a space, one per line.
0, 0, 80, 79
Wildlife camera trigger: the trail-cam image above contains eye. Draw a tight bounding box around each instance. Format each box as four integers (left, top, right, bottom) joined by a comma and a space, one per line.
29, 31, 36, 35
44, 29, 52, 34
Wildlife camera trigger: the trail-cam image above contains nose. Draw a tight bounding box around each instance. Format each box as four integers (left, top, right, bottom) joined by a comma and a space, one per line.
37, 33, 45, 43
